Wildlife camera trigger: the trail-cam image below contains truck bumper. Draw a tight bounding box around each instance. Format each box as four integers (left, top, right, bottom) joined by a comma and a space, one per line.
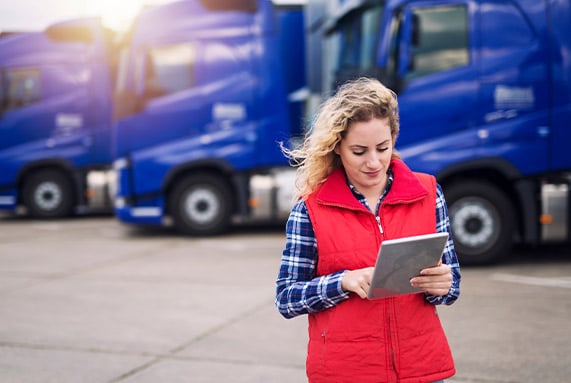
0, 190, 17, 211
113, 157, 165, 226
114, 198, 164, 225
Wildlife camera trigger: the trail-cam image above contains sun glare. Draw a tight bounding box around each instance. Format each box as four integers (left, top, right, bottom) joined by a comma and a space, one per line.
86, 0, 156, 31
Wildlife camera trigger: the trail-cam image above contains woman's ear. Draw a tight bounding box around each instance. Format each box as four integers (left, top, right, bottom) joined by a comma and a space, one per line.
334, 143, 340, 155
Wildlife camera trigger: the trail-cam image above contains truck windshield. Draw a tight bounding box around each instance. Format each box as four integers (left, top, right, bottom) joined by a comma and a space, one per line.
325, 3, 384, 89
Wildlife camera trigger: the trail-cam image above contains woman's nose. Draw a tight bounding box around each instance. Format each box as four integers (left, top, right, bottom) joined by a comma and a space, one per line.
365, 152, 380, 167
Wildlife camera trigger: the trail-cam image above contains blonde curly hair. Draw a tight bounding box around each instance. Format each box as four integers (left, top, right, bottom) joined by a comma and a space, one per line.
284, 77, 400, 199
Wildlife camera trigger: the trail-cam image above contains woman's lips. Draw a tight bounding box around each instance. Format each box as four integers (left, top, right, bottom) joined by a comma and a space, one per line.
364, 170, 381, 177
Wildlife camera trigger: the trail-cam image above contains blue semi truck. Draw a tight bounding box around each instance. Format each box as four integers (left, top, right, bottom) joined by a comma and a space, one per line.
112, 0, 306, 236
309, 0, 571, 263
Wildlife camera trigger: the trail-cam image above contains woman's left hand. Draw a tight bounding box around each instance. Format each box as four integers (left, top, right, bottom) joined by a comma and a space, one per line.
410, 263, 452, 296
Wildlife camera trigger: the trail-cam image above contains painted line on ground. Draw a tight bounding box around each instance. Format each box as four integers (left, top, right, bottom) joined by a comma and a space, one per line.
491, 273, 571, 289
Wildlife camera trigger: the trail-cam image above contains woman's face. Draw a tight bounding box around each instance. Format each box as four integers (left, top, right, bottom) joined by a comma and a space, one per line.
335, 117, 393, 197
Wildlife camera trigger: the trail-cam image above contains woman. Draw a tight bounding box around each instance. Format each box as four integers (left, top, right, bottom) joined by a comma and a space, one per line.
275, 78, 461, 383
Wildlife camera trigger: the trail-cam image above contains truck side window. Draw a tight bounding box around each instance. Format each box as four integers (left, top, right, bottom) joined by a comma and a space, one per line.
407, 5, 469, 79
332, 4, 383, 86
145, 44, 195, 100
0, 68, 41, 114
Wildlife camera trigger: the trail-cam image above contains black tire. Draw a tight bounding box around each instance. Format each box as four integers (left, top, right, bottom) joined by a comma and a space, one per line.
445, 181, 515, 265
22, 170, 75, 218
169, 173, 233, 236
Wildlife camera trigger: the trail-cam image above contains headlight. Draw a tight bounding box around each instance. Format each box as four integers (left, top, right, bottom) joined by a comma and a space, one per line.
113, 158, 128, 170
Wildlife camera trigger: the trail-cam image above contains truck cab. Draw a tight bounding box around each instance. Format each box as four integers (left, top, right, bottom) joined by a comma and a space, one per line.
0, 20, 115, 217
113, 0, 305, 235
318, 0, 571, 263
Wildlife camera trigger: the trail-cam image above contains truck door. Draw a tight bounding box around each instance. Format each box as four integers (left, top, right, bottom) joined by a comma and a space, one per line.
387, 2, 478, 174
0, 67, 43, 152
115, 37, 256, 198
0, 33, 93, 183
115, 41, 209, 198
477, 1, 549, 175
0, 65, 43, 206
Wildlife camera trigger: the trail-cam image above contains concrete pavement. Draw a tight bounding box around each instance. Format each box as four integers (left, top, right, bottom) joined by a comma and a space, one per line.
1, 215, 571, 382
0, 216, 307, 382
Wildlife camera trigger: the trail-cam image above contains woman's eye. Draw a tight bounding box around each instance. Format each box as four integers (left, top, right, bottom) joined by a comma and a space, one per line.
377, 147, 389, 152
352, 151, 365, 156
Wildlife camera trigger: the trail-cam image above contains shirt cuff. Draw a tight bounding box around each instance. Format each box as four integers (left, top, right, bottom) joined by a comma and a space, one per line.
326, 270, 351, 301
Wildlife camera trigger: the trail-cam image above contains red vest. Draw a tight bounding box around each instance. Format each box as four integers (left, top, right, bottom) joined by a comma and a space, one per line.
304, 159, 455, 383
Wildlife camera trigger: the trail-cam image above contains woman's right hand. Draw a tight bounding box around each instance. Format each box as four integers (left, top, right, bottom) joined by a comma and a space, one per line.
341, 267, 374, 298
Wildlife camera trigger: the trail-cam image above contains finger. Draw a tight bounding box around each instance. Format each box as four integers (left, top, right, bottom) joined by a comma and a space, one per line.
420, 264, 451, 276
411, 273, 452, 285
411, 277, 451, 290
416, 280, 451, 293
351, 284, 367, 299
360, 280, 371, 299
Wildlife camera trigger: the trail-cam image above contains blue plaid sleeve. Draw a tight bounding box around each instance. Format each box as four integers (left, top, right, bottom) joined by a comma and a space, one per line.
275, 199, 350, 319
425, 183, 462, 305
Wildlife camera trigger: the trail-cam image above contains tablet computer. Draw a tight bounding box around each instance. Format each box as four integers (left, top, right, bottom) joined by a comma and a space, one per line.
367, 232, 449, 300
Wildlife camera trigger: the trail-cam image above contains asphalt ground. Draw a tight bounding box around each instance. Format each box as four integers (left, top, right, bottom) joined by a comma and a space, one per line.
0, 215, 570, 382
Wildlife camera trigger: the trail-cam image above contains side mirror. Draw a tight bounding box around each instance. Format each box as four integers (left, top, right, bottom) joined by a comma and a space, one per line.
45, 25, 93, 43
0, 73, 4, 119
397, 8, 417, 78
411, 13, 420, 47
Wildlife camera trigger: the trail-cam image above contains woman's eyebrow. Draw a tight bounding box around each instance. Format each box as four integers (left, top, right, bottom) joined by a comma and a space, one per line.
348, 140, 390, 148
348, 144, 368, 150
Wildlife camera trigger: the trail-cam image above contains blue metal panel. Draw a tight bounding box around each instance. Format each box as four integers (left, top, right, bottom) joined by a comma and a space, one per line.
400, 127, 480, 176
548, 0, 571, 171
476, 0, 550, 177
274, 4, 307, 138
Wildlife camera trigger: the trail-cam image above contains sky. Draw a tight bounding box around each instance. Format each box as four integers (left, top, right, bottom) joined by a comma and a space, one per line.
0, 0, 307, 33
0, 0, 173, 32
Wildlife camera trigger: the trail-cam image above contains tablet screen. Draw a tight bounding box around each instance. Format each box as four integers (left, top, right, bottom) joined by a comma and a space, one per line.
367, 232, 449, 300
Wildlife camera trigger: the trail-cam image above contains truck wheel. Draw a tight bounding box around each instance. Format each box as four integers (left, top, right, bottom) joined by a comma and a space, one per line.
445, 181, 514, 265
170, 173, 233, 236
22, 170, 75, 218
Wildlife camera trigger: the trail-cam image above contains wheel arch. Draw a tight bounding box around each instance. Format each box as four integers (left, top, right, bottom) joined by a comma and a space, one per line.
436, 158, 533, 246
436, 158, 526, 242
162, 159, 238, 217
